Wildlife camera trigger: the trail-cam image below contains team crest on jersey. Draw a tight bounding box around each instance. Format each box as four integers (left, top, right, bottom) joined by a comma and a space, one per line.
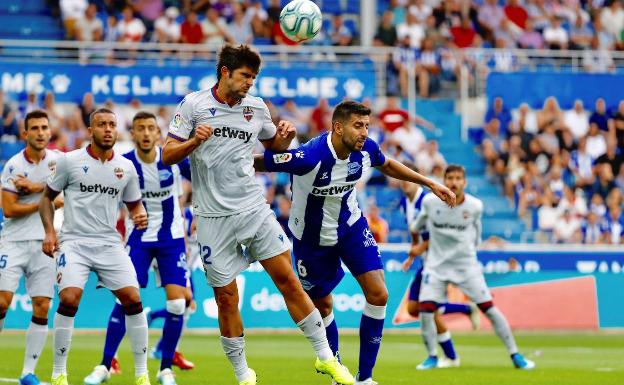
243, 106, 254, 122
209, 108, 217, 116
347, 162, 362, 176
158, 169, 173, 181
114, 167, 124, 179
173, 113, 182, 128
273, 153, 292, 164
463, 210, 470, 219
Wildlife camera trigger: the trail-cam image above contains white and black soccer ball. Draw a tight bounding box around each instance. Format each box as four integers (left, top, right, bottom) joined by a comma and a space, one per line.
279, 0, 323, 43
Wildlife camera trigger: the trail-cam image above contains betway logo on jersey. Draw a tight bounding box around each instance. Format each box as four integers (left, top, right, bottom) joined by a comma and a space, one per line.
212, 126, 253, 143
143, 189, 172, 199
79, 182, 120, 196
311, 183, 356, 196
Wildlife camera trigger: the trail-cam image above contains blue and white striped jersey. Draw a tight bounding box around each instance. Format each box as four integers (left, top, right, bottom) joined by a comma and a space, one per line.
265, 132, 386, 246
399, 187, 430, 241
123, 147, 191, 243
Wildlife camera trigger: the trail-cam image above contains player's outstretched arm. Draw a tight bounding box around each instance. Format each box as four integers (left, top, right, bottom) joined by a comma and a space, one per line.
162, 124, 213, 165
262, 120, 296, 152
39, 186, 60, 257
377, 158, 456, 207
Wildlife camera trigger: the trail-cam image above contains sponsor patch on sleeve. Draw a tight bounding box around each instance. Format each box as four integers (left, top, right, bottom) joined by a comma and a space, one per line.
172, 113, 182, 128
273, 153, 292, 164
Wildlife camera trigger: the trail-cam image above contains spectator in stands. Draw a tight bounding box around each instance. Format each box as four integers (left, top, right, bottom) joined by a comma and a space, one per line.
202, 7, 231, 46
600, 0, 624, 41
388, 121, 426, 163
117, 5, 146, 42
74, 92, 96, 131
60, 0, 88, 40
581, 211, 605, 244
589, 192, 608, 217
415, 38, 441, 97
43, 91, 66, 140
569, 12, 594, 50
211, 0, 235, 22
450, 17, 476, 48
0, 91, 19, 140
131, 0, 164, 31
526, 0, 551, 31
365, 203, 389, 243
612, 100, 624, 149
586, 122, 607, 159
516, 162, 544, 217
569, 137, 595, 186
554, 209, 582, 243
374, 10, 398, 47
416, 140, 447, 175
379, 97, 409, 133
564, 100, 590, 140
557, 185, 588, 218
61, 115, 85, 150
481, 118, 505, 167
603, 203, 624, 244
510, 103, 539, 135
589, 98, 611, 132
589, 163, 617, 200
478, 0, 505, 42
267, 0, 282, 23
543, 16, 569, 49
22, 92, 41, 116
409, 0, 433, 25
424, 14, 447, 48
228, 3, 253, 44
280, 99, 308, 138
485, 97, 512, 136
329, 14, 354, 46
181, 10, 204, 44
75, 3, 103, 42
389, 0, 407, 26
245, 0, 270, 38
615, 163, 624, 191
156, 105, 170, 139
104, 14, 120, 43
154, 6, 181, 43
432, 0, 461, 34
583, 37, 616, 73
504, 0, 528, 30
309, 99, 332, 137
495, 18, 521, 48
593, 16, 616, 49
397, 12, 425, 49
537, 96, 565, 133
393, 35, 419, 97
536, 189, 558, 241
490, 38, 518, 72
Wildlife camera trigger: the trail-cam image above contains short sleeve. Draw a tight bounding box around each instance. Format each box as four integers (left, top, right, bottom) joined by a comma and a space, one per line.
178, 157, 192, 181
1, 160, 17, 194
410, 198, 428, 234
47, 154, 69, 193
123, 166, 142, 203
258, 104, 277, 141
364, 138, 386, 167
168, 97, 195, 141
264, 146, 317, 176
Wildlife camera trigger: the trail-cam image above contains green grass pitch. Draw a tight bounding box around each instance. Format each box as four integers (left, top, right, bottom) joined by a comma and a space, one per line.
0, 332, 621, 385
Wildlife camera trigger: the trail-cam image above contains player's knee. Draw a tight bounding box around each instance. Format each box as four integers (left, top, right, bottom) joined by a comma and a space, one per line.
122, 301, 144, 316
58, 289, 82, 308
0, 296, 10, 313
407, 301, 420, 318
419, 301, 438, 313
365, 287, 389, 306
312, 296, 333, 317
477, 301, 494, 314
273, 271, 303, 296
32, 297, 51, 318
166, 298, 186, 316
215, 289, 239, 311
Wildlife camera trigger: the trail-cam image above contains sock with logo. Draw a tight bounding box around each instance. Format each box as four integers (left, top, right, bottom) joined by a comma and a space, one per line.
22, 317, 48, 376
160, 300, 185, 370
297, 308, 333, 361
438, 303, 471, 315
437, 331, 457, 360
101, 303, 126, 369
323, 312, 340, 360
221, 335, 250, 382
52, 304, 77, 377
123, 303, 148, 376
357, 303, 385, 381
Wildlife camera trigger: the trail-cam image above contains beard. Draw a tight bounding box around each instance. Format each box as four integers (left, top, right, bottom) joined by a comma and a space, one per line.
92, 135, 115, 150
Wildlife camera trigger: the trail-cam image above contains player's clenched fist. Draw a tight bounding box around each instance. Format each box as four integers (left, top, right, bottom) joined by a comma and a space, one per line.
132, 211, 149, 230
42, 231, 59, 258
192, 124, 213, 146
277, 120, 296, 140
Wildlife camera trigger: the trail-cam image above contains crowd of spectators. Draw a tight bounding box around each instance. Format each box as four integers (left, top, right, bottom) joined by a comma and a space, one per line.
479, 95, 624, 244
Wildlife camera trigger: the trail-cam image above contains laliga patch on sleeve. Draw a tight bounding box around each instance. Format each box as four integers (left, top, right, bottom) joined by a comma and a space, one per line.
172, 113, 182, 128
273, 153, 293, 164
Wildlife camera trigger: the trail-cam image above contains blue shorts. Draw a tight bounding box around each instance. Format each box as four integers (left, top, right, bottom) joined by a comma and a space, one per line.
126, 238, 188, 288
292, 218, 383, 299
408, 266, 424, 302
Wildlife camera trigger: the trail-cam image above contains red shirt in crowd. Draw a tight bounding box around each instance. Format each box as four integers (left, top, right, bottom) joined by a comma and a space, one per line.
504, 5, 528, 29
450, 26, 476, 48
181, 21, 204, 44
379, 108, 409, 132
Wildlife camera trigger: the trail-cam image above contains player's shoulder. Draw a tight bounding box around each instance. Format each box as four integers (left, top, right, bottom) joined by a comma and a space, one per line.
180, 89, 211, 107
63, 147, 87, 161
243, 94, 269, 109
45, 149, 64, 160
464, 193, 484, 210
362, 136, 381, 151
422, 192, 438, 205
122, 148, 136, 161
3, 150, 25, 170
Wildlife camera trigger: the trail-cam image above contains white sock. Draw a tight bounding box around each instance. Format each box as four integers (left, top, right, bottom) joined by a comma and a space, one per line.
125, 313, 149, 376
437, 330, 451, 343
52, 313, 74, 377
221, 335, 250, 382
485, 307, 519, 355
297, 309, 333, 361
22, 321, 48, 375
420, 312, 437, 356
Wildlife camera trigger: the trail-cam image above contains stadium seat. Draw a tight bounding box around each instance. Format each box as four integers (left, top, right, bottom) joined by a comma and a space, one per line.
1, 141, 25, 161
320, 0, 342, 14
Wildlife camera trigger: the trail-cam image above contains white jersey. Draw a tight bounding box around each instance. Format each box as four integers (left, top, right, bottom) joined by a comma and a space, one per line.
1, 149, 62, 241
264, 133, 386, 246
410, 193, 483, 279
47, 146, 142, 245
123, 147, 190, 243
168, 86, 277, 217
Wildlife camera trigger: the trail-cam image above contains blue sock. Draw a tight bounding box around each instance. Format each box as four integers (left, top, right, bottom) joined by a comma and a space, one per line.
148, 308, 168, 324
323, 312, 340, 360
101, 303, 126, 369
438, 331, 457, 360
160, 311, 184, 370
440, 303, 471, 315
358, 303, 385, 381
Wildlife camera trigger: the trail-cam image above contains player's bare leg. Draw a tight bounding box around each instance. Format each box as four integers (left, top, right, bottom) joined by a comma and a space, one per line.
353, 269, 388, 384
0, 291, 13, 331
112, 287, 149, 382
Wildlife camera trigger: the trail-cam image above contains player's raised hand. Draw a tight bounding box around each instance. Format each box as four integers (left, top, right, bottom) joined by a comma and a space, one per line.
431, 183, 456, 208
132, 211, 149, 230
192, 124, 213, 146
277, 120, 296, 140
42, 231, 59, 258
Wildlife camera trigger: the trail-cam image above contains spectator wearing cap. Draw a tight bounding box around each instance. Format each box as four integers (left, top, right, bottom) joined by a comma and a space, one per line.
154, 6, 181, 43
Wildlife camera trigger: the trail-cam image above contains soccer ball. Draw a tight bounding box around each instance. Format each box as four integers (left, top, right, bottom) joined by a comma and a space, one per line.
279, 0, 323, 43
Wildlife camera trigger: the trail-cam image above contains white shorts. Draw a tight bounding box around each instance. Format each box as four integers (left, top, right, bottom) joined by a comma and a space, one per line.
196, 204, 290, 287
57, 241, 139, 292
419, 268, 493, 305
0, 240, 55, 298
